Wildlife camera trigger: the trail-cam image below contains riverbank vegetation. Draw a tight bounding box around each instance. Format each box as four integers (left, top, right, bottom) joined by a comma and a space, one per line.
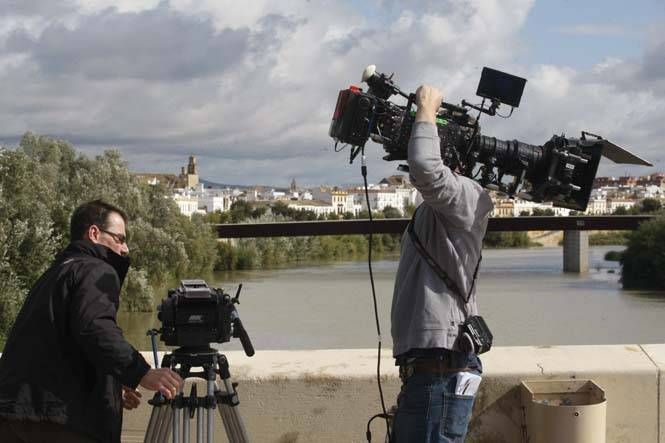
0, 134, 217, 343
620, 215, 665, 290
209, 202, 540, 270
207, 202, 406, 271
604, 250, 623, 261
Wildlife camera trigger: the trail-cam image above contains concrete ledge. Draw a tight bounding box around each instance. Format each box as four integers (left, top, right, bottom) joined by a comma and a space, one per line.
642, 344, 665, 443
119, 345, 661, 442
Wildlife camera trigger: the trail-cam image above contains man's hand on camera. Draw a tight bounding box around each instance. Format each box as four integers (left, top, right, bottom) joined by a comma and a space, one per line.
139, 368, 183, 400
415, 85, 443, 124
122, 386, 142, 410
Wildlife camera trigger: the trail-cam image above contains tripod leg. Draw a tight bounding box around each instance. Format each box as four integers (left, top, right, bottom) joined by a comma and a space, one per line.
153, 404, 173, 443
144, 403, 161, 442
197, 404, 203, 443
216, 379, 250, 443
183, 399, 190, 443
207, 379, 215, 443
143, 393, 171, 443
173, 391, 184, 443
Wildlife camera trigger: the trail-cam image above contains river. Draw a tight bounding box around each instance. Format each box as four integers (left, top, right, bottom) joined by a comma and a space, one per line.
118, 246, 665, 353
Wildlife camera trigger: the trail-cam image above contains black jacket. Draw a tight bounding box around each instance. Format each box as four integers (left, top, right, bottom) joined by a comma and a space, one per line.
0, 240, 150, 443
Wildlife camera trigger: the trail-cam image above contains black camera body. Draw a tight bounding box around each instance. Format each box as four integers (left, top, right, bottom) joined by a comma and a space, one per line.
330, 65, 651, 211
157, 279, 254, 355
460, 315, 493, 355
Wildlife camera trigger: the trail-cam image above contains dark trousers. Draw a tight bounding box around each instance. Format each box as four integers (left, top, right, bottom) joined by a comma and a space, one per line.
0, 417, 98, 443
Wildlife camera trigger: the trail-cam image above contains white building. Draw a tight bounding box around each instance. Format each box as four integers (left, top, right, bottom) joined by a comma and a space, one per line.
585, 197, 608, 215
269, 190, 286, 200
309, 188, 359, 215
200, 194, 232, 213
607, 199, 636, 213
244, 187, 265, 202
642, 185, 663, 199
491, 198, 515, 217
492, 198, 572, 217
173, 194, 201, 217
287, 200, 336, 217
331, 191, 359, 215
353, 189, 407, 214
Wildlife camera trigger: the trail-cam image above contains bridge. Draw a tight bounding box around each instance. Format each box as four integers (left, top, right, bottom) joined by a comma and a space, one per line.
215, 215, 654, 273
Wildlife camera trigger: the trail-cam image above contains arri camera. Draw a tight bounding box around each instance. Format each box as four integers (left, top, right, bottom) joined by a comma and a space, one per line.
145, 280, 254, 443
156, 279, 254, 355
329, 65, 652, 211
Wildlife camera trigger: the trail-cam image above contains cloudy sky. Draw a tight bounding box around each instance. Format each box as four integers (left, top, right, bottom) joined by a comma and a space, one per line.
1, 0, 664, 187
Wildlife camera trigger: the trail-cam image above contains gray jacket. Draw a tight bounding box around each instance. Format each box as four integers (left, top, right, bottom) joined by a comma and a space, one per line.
391, 121, 494, 357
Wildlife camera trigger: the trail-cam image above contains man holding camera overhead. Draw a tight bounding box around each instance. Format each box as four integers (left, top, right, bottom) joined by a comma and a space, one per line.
0, 200, 182, 443
390, 85, 493, 442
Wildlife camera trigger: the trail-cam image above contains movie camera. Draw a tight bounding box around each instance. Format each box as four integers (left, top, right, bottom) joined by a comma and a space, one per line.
156, 279, 254, 354
145, 280, 254, 443
329, 65, 652, 211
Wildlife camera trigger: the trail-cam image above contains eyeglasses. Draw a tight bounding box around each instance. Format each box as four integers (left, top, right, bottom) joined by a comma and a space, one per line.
100, 228, 128, 245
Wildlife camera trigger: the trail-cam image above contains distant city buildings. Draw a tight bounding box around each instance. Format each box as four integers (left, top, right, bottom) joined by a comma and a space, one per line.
132, 158, 665, 218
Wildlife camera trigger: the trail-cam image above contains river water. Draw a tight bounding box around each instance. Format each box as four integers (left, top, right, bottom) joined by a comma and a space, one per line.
118, 246, 665, 352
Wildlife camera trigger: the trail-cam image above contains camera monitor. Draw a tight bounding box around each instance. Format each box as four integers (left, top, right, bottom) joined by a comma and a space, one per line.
476, 67, 527, 108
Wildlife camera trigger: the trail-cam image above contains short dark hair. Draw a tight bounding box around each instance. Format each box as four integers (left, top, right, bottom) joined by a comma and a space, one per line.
70, 200, 128, 241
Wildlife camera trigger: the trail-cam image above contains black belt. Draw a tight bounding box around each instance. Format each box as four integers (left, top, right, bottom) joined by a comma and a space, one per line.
399, 359, 470, 380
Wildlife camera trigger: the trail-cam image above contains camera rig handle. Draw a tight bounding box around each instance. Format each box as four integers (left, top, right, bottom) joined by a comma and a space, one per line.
230, 284, 255, 356
233, 317, 255, 357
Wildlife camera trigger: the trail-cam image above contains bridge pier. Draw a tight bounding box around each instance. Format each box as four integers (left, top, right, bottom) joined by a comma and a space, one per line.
563, 230, 589, 273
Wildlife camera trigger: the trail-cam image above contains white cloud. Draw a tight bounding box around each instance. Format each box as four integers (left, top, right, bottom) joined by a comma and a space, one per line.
75, 0, 162, 15
529, 65, 574, 98
555, 24, 631, 37
0, 0, 662, 186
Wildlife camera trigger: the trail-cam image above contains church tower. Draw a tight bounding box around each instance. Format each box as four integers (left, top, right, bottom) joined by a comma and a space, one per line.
185, 155, 199, 188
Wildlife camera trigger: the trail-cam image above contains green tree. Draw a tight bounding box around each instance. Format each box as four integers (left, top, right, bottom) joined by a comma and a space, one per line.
229, 200, 253, 222
251, 205, 268, 219
620, 216, 665, 289
531, 208, 555, 216
270, 201, 291, 218
120, 268, 154, 312
216, 241, 239, 270
404, 203, 417, 218
639, 198, 662, 214
483, 231, 530, 248
382, 206, 403, 219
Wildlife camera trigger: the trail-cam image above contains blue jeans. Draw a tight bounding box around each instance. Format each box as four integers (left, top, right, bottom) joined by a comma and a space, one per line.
391, 372, 478, 443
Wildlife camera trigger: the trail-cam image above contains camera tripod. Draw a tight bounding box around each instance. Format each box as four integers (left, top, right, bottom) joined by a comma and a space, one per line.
143, 346, 250, 443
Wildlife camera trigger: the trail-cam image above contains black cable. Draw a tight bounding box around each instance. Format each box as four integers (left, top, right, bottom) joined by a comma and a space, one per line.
360, 149, 391, 442
496, 107, 515, 118
462, 99, 485, 170
366, 413, 392, 443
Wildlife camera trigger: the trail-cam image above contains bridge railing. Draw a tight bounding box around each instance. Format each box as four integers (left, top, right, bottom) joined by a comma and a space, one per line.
215, 215, 654, 238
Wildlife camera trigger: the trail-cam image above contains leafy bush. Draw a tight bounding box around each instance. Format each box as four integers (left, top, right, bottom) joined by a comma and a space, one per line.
120, 267, 155, 312
589, 231, 630, 246
604, 250, 623, 261
483, 231, 531, 248
620, 216, 665, 289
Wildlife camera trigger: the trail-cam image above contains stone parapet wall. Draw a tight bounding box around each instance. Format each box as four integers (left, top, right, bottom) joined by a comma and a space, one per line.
117, 344, 663, 442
